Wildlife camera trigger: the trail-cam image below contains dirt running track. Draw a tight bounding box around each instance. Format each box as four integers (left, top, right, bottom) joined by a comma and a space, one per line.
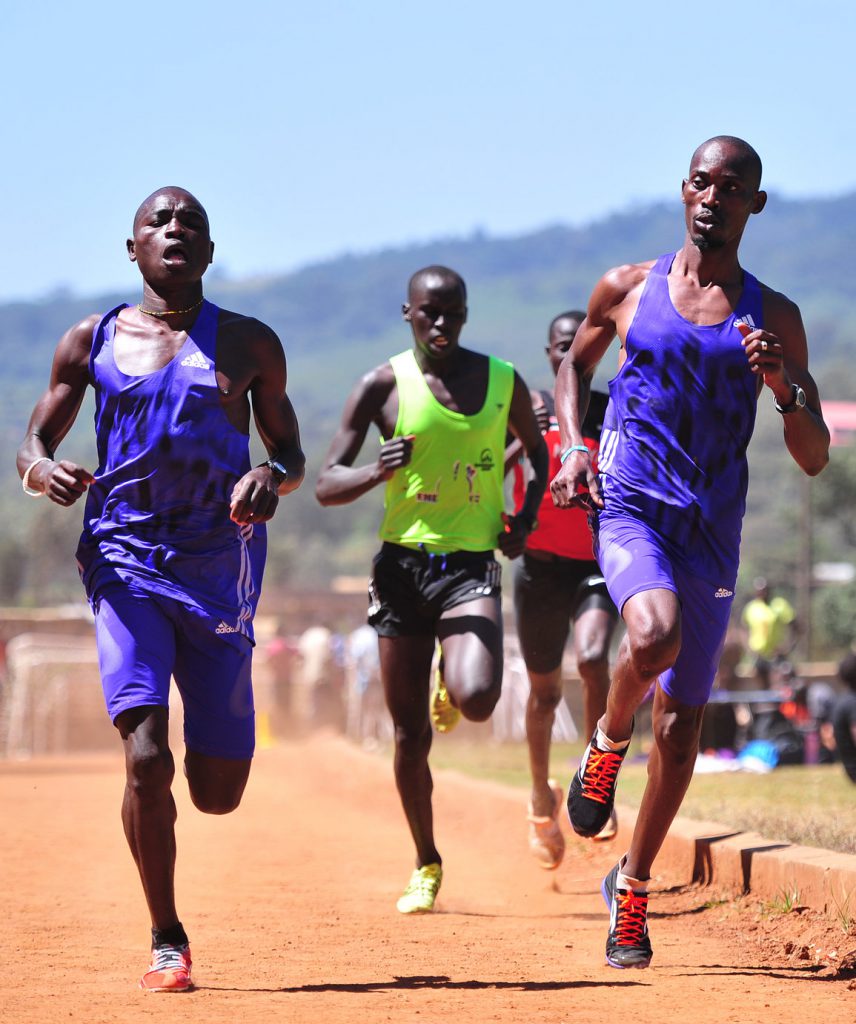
2, 734, 853, 1024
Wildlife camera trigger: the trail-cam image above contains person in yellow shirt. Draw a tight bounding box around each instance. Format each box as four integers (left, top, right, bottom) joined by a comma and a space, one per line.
741, 577, 798, 687
317, 265, 547, 914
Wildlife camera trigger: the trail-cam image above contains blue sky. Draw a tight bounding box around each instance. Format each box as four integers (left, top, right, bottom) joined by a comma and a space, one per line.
4, 0, 854, 302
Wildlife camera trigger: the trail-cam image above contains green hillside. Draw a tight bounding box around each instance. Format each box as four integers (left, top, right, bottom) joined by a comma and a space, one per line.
4, 194, 855, 652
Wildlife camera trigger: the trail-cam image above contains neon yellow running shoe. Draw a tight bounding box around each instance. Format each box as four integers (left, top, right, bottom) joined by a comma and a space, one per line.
396, 862, 443, 914
430, 665, 461, 733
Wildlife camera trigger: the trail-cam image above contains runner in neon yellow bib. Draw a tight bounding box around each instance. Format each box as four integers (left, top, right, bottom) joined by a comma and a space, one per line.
317, 265, 547, 912
380, 348, 513, 552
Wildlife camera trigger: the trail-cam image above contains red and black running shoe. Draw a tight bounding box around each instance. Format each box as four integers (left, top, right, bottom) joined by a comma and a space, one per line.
566, 727, 629, 837
139, 942, 193, 992
601, 862, 653, 969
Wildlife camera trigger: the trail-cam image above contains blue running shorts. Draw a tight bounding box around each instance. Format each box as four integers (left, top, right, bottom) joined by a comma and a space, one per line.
93, 582, 255, 759
595, 514, 736, 707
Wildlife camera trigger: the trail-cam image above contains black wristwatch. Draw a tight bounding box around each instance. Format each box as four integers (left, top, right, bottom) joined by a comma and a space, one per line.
774, 384, 807, 415
263, 457, 288, 482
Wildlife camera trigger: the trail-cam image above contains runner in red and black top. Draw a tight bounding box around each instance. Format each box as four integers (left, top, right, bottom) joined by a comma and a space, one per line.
507, 311, 618, 870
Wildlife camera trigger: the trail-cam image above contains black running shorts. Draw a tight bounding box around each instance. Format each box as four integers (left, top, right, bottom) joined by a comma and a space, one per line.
513, 551, 617, 674
368, 542, 502, 638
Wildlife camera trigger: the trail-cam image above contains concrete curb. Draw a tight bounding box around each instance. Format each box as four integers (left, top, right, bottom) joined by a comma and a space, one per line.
612, 803, 856, 918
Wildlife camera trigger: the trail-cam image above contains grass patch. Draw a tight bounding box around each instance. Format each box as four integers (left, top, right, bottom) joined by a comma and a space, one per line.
762, 885, 802, 916
416, 737, 856, 856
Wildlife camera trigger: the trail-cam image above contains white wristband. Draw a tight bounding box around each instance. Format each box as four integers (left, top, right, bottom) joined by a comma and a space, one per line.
22, 457, 53, 497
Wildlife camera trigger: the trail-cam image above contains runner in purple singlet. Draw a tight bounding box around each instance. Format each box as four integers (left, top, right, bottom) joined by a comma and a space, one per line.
550, 137, 829, 970
17, 187, 305, 991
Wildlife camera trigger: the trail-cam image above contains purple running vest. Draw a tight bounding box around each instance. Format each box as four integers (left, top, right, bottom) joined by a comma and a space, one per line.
75, 300, 266, 646
597, 253, 762, 585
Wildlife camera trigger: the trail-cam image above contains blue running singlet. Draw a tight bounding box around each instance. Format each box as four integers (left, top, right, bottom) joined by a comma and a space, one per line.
597, 253, 762, 585
75, 300, 266, 647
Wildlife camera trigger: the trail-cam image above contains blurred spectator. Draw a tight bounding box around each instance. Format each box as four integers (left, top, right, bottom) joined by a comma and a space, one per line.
832, 652, 856, 783
741, 578, 798, 688
265, 626, 298, 735
295, 625, 342, 730
345, 624, 390, 744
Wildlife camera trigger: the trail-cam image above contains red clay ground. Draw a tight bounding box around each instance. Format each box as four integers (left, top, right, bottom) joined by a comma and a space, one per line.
2, 733, 854, 1024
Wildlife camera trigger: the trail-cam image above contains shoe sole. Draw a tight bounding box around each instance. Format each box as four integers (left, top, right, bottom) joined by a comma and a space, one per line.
605, 953, 651, 969
600, 874, 652, 970
140, 980, 194, 993
591, 812, 618, 843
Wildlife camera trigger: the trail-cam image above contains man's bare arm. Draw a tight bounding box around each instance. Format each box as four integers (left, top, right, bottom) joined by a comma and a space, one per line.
16, 316, 98, 506
551, 265, 643, 509
315, 365, 411, 507
500, 373, 548, 559
503, 388, 546, 476
228, 322, 306, 525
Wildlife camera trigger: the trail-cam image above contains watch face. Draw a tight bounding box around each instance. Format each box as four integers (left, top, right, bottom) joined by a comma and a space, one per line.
795, 386, 806, 407
268, 460, 287, 476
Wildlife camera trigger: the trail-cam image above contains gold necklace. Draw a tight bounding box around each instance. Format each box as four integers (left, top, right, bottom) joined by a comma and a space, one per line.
137, 297, 204, 318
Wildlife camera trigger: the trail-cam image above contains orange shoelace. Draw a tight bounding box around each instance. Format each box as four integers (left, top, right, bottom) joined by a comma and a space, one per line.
614, 889, 649, 946
580, 748, 623, 804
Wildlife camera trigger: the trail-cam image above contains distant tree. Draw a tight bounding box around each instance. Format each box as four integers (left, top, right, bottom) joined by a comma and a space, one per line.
814, 444, 856, 550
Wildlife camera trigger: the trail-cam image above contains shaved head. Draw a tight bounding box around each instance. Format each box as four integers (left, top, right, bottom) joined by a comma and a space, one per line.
407, 265, 467, 302
690, 137, 762, 189
549, 310, 585, 335
132, 187, 209, 233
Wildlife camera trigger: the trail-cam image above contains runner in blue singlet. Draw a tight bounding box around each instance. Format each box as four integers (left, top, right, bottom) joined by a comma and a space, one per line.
550, 137, 830, 971
17, 187, 305, 992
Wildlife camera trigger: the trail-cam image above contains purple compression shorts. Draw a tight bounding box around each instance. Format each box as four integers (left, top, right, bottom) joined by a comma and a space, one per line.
595, 514, 736, 707
93, 582, 255, 759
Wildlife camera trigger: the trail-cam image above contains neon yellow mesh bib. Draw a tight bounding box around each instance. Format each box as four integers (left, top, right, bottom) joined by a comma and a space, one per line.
379, 349, 514, 552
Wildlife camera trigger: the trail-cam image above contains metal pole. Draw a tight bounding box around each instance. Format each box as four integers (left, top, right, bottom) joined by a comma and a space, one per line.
799, 473, 812, 662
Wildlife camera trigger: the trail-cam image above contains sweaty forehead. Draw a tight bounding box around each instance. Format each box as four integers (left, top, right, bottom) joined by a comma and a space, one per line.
133, 188, 208, 230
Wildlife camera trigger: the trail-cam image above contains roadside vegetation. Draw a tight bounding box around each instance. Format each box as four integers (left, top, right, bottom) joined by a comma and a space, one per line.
421, 738, 856, 856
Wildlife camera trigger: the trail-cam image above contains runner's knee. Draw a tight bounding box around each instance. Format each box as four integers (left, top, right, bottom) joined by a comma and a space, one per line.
188, 784, 244, 815
458, 678, 501, 722
445, 658, 501, 721
576, 647, 610, 680
125, 744, 175, 802
394, 720, 432, 760
627, 620, 680, 680
528, 684, 562, 714
187, 767, 249, 815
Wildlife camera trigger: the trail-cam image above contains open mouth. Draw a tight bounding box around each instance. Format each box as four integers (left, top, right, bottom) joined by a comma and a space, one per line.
163, 243, 189, 263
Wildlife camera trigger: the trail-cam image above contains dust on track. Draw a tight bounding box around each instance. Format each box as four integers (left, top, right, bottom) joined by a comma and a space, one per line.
2, 734, 853, 1024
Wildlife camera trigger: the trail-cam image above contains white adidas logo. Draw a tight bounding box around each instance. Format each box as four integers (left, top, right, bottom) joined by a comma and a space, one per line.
215, 620, 239, 634
181, 351, 211, 370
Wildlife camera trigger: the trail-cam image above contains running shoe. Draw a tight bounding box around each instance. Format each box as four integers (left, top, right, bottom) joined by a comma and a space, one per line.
139, 942, 193, 992
527, 779, 565, 869
592, 807, 618, 843
396, 862, 443, 914
567, 727, 630, 837
601, 862, 653, 969
430, 666, 461, 733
